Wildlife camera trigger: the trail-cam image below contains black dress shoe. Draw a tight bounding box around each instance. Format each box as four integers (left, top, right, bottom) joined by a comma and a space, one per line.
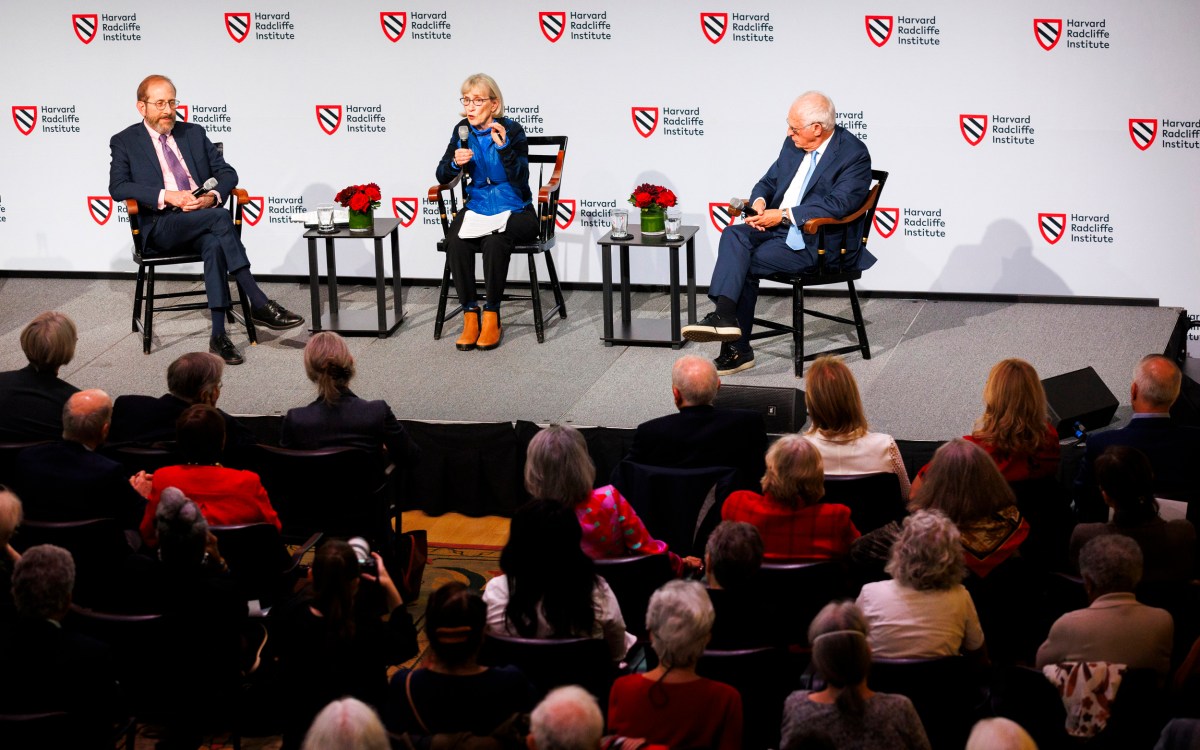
209, 334, 245, 365
682, 311, 742, 343
714, 344, 755, 376
251, 300, 304, 330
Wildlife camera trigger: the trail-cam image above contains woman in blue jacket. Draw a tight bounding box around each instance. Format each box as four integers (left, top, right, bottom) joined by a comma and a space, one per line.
436, 73, 537, 351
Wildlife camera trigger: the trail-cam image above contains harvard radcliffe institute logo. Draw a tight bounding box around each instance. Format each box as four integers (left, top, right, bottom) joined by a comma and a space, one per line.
12, 106, 37, 136
225, 13, 251, 43
865, 16, 892, 47
1038, 213, 1065, 244
709, 202, 733, 232
632, 107, 658, 138
1128, 119, 1157, 151
316, 105, 343, 135
380, 13, 407, 42
174, 104, 189, 123
539, 12, 565, 43
555, 199, 576, 230
72, 14, 98, 44
700, 13, 728, 44
873, 207, 899, 238
1034, 19, 1062, 51
959, 114, 988, 146
241, 197, 264, 226
88, 196, 113, 226
392, 197, 418, 227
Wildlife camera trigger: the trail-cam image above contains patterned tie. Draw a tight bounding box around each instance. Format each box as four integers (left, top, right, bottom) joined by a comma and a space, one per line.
158, 133, 194, 192
786, 150, 820, 251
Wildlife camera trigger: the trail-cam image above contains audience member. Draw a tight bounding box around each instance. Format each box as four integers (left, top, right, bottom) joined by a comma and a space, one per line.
780, 601, 931, 750
301, 698, 390, 750
385, 581, 536, 739
1075, 354, 1200, 521
804, 354, 910, 498
530, 685, 604, 750
528, 424, 700, 576
856, 510, 986, 659
1036, 535, 1174, 677
704, 520, 785, 649
1069, 445, 1195, 584
0, 487, 21, 615
483, 500, 633, 661
965, 717, 1038, 750
608, 580, 743, 750
722, 434, 859, 561
617, 355, 767, 490
0, 311, 80, 443
14, 389, 147, 530
139, 404, 281, 546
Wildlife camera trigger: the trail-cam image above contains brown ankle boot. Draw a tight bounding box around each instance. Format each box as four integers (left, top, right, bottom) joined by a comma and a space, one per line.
477, 310, 503, 350
455, 309, 481, 351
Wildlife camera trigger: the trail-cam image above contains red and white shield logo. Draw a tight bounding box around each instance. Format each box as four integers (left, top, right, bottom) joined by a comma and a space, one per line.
1038, 213, 1066, 245
873, 207, 899, 238
539, 12, 566, 42
1034, 19, 1062, 51
12, 106, 37, 136
88, 196, 113, 226
865, 16, 893, 47
709, 203, 733, 233
700, 13, 728, 44
225, 13, 251, 43
1129, 119, 1157, 151
174, 104, 189, 123
242, 196, 264, 226
72, 14, 98, 44
632, 107, 659, 138
555, 199, 576, 230
959, 114, 988, 146
392, 197, 418, 227
316, 105, 343, 135
380, 12, 407, 42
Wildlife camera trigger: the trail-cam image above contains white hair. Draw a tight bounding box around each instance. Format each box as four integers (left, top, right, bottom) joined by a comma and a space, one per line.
301, 697, 389, 750
530, 685, 604, 750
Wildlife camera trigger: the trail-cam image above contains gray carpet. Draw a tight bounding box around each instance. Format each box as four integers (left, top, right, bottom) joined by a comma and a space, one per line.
0, 276, 1181, 441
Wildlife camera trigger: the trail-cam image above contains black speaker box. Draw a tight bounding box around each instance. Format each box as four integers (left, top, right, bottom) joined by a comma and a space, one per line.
1042, 366, 1119, 439
714, 384, 806, 434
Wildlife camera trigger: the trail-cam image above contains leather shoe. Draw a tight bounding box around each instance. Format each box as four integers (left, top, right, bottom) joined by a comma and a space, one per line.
251, 300, 304, 330
209, 334, 245, 366
714, 344, 754, 376
456, 309, 481, 351
477, 310, 503, 350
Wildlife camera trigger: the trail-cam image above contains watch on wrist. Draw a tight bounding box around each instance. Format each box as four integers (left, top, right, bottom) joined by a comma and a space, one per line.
780, 210, 792, 228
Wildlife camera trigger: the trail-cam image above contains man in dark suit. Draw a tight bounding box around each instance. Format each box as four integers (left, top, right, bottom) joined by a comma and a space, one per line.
0, 311, 80, 443
619, 355, 767, 489
108, 74, 303, 365
1075, 354, 1200, 521
683, 91, 873, 375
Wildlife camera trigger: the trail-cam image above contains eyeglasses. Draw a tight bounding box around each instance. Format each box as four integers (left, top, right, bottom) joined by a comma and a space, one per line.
459, 97, 495, 107
786, 121, 818, 136
142, 99, 178, 111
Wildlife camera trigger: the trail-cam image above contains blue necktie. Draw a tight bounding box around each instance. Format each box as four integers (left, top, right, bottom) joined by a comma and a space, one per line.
159, 133, 194, 192
785, 150, 819, 251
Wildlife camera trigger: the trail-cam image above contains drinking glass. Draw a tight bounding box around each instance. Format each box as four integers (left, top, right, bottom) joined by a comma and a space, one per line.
317, 203, 336, 233
610, 208, 629, 239
665, 207, 682, 240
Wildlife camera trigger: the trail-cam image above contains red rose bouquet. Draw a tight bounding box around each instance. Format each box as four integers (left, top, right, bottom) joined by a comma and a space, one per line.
334, 183, 383, 213
628, 183, 677, 210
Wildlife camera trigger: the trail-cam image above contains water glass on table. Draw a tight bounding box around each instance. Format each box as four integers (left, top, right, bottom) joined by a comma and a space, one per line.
665, 207, 682, 240
317, 203, 336, 233
610, 207, 629, 239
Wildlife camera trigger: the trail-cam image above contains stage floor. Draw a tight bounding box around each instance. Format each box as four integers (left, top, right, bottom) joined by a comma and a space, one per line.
0, 276, 1182, 441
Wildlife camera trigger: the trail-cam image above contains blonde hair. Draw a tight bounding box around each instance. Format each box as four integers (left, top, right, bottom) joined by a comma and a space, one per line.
912, 438, 1015, 523
805, 355, 868, 439
971, 358, 1049, 457
303, 331, 356, 405
524, 424, 595, 507
761, 435, 825, 507
460, 73, 504, 117
21, 311, 77, 373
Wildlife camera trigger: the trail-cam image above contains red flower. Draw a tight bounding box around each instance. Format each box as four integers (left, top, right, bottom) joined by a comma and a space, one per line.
348, 192, 370, 212
633, 191, 653, 208
628, 182, 678, 209
365, 184, 382, 202
656, 189, 677, 208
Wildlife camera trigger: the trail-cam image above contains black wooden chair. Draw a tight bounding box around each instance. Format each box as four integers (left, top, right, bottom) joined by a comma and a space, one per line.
127, 143, 257, 354
15, 517, 133, 607
745, 169, 888, 377
478, 633, 615, 707
427, 135, 568, 343
209, 523, 322, 607
821, 472, 907, 535
754, 560, 850, 645
0, 440, 49, 486
870, 655, 986, 750
594, 553, 674, 642
697, 647, 795, 750
610, 461, 737, 557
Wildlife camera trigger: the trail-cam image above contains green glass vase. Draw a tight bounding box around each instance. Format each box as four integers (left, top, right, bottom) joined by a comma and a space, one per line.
640, 206, 666, 235
348, 208, 374, 233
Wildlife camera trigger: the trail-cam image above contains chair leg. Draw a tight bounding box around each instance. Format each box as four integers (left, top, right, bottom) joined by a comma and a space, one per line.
143, 266, 156, 354
527, 254, 546, 343
544, 251, 567, 319
847, 280, 870, 360
434, 257, 452, 340
233, 278, 258, 345
793, 284, 805, 378
132, 265, 146, 333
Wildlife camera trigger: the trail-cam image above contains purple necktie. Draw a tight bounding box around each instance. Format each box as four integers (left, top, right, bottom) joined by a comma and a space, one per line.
158, 133, 194, 191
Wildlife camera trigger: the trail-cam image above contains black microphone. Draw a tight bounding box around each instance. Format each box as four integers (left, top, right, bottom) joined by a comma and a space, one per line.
729, 196, 759, 217
458, 125, 469, 148
171, 178, 219, 212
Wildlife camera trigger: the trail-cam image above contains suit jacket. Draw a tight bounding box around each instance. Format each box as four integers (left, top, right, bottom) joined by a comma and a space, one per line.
621, 405, 767, 490
13, 440, 146, 529
1035, 592, 1174, 676
750, 126, 874, 269
0, 365, 79, 443
108, 120, 237, 246
109, 393, 256, 463
280, 389, 418, 468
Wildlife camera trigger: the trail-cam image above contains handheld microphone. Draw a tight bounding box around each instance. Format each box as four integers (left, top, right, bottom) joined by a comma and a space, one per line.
192, 177, 218, 198
458, 125, 469, 148
729, 196, 759, 217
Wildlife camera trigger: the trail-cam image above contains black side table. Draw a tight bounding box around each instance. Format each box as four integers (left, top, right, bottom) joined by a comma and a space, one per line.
598, 226, 698, 348
305, 218, 404, 337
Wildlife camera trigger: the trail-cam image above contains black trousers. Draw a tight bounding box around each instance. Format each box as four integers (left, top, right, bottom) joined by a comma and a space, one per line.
145, 206, 251, 310
445, 206, 539, 309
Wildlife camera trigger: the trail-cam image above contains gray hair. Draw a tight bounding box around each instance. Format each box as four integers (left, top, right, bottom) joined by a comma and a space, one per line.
300, 697, 389, 750
530, 685, 604, 750
12, 544, 75, 619
886, 510, 966, 591
646, 580, 714, 669
156, 487, 208, 564
0, 488, 23, 548
705, 520, 763, 590
525, 424, 595, 507
672, 355, 719, 406
1133, 354, 1181, 410
1079, 534, 1143, 596
167, 352, 224, 404
794, 91, 837, 130
62, 389, 112, 445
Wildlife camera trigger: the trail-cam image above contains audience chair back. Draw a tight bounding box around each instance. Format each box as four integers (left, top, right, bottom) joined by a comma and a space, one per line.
697, 646, 794, 750
754, 561, 850, 646
610, 461, 738, 557
0, 710, 101, 747
1008, 476, 1073, 570
0, 440, 50, 487
15, 517, 132, 607
66, 606, 172, 726
209, 523, 322, 607
478, 632, 614, 710
593, 553, 674, 641
821, 472, 907, 534
870, 656, 982, 750
100, 444, 181, 476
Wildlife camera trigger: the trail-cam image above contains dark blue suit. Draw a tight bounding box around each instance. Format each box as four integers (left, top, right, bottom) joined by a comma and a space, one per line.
108, 121, 250, 310
709, 126, 873, 347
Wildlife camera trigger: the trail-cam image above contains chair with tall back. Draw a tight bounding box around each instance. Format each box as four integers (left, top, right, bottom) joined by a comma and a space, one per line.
209, 523, 322, 607
697, 646, 795, 750
427, 135, 568, 343
593, 553, 674, 642
610, 461, 738, 557
821, 472, 907, 535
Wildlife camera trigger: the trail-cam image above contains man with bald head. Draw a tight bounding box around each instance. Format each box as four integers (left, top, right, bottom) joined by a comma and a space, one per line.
683, 91, 873, 375
1075, 354, 1200, 521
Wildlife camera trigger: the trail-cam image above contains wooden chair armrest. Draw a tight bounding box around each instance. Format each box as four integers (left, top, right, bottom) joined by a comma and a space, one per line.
125, 199, 138, 216
231, 188, 249, 205
427, 172, 463, 202
536, 150, 566, 204
801, 184, 882, 234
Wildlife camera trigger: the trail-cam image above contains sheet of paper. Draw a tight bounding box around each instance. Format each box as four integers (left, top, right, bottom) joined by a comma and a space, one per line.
457, 209, 511, 239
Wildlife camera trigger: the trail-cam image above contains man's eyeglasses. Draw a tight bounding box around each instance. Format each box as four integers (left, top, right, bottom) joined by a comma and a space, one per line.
786, 121, 819, 136
142, 99, 178, 111
459, 97, 495, 107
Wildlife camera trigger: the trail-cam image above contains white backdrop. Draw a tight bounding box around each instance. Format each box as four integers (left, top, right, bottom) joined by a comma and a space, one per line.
2, 1, 1197, 348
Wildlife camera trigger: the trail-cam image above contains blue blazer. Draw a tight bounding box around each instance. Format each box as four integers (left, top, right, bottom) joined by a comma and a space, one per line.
750, 126, 875, 270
